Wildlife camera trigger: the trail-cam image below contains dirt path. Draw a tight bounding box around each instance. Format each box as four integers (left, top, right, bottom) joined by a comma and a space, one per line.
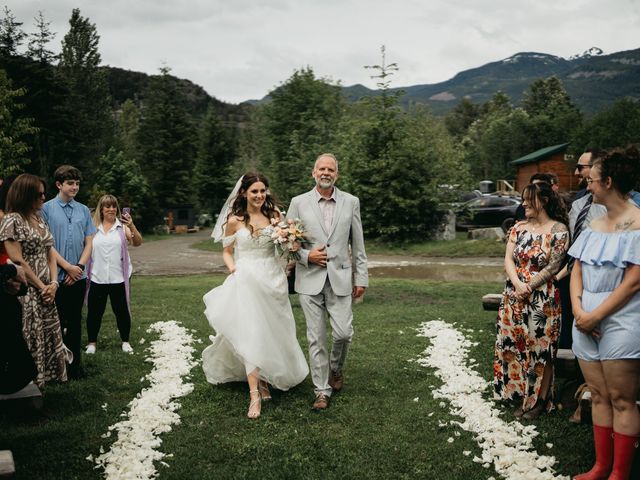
130, 229, 503, 278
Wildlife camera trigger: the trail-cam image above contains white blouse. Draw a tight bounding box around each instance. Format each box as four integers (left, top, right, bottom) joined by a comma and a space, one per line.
90, 219, 133, 284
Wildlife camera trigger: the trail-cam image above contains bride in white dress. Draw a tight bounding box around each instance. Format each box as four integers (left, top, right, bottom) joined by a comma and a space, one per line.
202, 172, 309, 419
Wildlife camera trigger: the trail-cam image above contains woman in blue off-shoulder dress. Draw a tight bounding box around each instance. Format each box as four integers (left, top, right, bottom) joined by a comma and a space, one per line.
569, 146, 640, 480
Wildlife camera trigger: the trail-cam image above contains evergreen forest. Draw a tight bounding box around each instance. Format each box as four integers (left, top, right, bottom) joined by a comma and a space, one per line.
2, 8, 640, 241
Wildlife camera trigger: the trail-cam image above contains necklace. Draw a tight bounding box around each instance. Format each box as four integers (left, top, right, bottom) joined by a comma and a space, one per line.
30, 214, 45, 230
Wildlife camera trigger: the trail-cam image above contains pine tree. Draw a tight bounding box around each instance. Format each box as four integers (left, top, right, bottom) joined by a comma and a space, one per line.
56, 8, 113, 183
137, 66, 196, 213
258, 67, 344, 200
0, 7, 26, 56
0, 69, 38, 176
27, 11, 56, 64
194, 105, 236, 215
89, 147, 151, 228
114, 99, 140, 161
341, 46, 466, 241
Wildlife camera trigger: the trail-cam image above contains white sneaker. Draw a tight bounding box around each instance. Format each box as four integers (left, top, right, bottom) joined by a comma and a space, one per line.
121, 342, 134, 354
85, 344, 96, 354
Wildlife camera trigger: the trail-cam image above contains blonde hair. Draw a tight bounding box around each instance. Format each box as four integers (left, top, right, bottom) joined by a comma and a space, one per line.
93, 194, 121, 226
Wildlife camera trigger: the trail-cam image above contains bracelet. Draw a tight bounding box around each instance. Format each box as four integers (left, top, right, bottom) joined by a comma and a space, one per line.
76, 263, 85, 271
51, 281, 59, 288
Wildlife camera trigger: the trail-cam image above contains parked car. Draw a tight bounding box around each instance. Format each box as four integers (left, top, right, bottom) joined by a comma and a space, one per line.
455, 194, 521, 232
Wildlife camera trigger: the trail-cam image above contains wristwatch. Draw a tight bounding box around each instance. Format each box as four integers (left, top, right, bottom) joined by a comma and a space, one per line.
76, 263, 85, 271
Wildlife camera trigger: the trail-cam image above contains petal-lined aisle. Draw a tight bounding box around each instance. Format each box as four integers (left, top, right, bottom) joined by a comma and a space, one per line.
90, 321, 197, 479
416, 320, 569, 480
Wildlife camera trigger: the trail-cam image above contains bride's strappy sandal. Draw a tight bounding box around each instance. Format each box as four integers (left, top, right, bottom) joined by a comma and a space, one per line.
258, 380, 272, 401
247, 389, 261, 419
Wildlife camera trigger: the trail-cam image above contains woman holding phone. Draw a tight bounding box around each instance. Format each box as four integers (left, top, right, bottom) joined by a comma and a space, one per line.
85, 195, 142, 354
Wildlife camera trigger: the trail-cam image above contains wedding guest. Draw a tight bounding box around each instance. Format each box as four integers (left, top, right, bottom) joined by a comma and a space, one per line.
41, 165, 96, 378
569, 146, 640, 480
555, 147, 640, 349
0, 262, 37, 394
514, 172, 561, 221
85, 195, 142, 355
0, 174, 67, 387
493, 182, 569, 419
0, 174, 18, 265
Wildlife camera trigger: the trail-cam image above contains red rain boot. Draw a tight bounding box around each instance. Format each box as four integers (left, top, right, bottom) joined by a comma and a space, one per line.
573, 425, 613, 480
608, 431, 639, 480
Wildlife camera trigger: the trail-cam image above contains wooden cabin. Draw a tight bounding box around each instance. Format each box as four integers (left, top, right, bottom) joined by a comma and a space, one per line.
510, 143, 580, 193
165, 204, 196, 230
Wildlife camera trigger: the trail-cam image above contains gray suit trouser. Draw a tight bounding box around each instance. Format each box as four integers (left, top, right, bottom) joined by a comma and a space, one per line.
299, 278, 353, 397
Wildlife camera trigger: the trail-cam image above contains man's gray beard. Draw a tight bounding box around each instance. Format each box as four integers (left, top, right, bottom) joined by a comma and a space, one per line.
316, 178, 335, 189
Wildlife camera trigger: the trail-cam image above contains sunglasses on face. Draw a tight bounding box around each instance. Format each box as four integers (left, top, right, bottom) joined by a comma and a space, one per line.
575, 164, 591, 172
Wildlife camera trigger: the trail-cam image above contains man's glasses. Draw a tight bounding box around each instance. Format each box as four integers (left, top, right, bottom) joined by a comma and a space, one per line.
575, 164, 591, 172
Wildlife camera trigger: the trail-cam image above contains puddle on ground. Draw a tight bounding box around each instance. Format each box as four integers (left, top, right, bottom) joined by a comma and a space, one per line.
369, 264, 505, 282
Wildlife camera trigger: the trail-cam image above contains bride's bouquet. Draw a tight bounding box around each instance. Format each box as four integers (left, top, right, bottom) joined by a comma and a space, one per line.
260, 217, 307, 261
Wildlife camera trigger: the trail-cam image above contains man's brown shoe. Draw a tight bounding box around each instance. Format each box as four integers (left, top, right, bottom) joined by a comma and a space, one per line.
329, 370, 343, 392
312, 394, 330, 411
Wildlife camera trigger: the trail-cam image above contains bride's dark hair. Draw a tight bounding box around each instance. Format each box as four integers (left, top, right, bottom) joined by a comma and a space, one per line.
228, 172, 281, 233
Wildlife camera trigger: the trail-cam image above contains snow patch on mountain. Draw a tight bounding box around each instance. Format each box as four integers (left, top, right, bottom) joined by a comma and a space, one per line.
502, 53, 562, 64
568, 47, 604, 60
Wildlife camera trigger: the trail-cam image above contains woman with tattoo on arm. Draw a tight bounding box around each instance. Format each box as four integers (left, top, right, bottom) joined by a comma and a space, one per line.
494, 182, 569, 420
570, 146, 640, 480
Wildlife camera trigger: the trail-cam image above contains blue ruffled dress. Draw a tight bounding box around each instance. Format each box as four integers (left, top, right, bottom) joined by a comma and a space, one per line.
568, 228, 640, 361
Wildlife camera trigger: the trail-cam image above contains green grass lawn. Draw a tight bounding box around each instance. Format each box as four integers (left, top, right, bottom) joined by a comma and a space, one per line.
191, 232, 506, 257
0, 276, 594, 479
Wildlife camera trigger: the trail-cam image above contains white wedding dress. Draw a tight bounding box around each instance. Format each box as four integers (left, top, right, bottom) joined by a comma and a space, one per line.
201, 227, 309, 390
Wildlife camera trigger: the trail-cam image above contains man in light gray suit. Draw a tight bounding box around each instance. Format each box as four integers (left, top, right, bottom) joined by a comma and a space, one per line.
287, 153, 368, 411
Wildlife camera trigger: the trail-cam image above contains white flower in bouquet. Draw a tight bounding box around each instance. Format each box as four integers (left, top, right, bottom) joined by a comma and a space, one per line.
259, 217, 307, 261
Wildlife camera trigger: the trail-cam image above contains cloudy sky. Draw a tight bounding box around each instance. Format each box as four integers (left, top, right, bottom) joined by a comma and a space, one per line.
7, 0, 640, 104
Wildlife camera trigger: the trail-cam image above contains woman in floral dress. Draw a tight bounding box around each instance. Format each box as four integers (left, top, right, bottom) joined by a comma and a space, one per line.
0, 174, 67, 387
493, 182, 569, 419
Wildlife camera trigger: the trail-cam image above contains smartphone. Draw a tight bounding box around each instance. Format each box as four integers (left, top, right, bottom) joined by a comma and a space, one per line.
122, 207, 131, 217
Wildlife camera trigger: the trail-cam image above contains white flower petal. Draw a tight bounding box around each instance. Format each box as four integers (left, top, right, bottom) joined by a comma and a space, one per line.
416, 320, 569, 480
92, 321, 197, 480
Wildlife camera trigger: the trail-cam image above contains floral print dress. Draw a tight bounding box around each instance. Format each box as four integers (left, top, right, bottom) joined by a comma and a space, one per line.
493, 225, 569, 412
0, 213, 67, 387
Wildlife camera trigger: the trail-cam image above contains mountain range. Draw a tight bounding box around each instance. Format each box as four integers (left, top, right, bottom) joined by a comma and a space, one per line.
101, 47, 639, 119
339, 47, 640, 115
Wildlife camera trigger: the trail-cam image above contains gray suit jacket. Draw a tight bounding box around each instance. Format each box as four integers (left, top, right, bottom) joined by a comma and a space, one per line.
287, 187, 368, 296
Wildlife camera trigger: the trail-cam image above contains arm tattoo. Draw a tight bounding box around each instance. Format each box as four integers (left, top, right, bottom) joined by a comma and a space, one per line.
615, 219, 635, 231
529, 231, 569, 290
551, 222, 568, 234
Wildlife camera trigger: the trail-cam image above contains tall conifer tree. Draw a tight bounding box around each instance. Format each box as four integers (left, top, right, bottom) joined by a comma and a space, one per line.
194, 105, 236, 215
27, 11, 56, 64
0, 7, 26, 56
137, 66, 196, 212
0, 69, 37, 175
56, 8, 112, 183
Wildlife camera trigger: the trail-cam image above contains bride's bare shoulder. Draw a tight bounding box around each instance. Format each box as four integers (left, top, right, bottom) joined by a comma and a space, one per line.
224, 215, 244, 235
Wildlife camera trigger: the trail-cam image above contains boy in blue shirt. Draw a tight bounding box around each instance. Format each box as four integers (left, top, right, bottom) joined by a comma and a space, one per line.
42, 165, 96, 379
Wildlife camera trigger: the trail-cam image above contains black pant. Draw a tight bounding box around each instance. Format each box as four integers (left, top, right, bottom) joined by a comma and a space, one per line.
86, 282, 131, 343
557, 275, 573, 349
0, 293, 37, 394
55, 280, 86, 375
